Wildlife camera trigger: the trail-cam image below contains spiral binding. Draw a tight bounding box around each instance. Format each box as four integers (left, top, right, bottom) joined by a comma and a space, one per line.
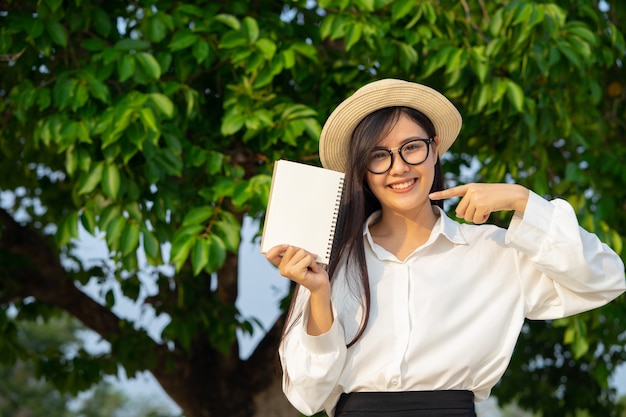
326, 176, 345, 260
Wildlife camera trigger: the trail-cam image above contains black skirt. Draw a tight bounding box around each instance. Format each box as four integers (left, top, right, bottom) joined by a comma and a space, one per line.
334, 390, 476, 417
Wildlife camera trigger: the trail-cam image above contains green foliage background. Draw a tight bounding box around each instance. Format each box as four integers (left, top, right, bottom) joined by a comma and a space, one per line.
0, 0, 625, 416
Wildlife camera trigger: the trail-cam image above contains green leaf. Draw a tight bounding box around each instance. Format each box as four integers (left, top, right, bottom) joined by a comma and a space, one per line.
44, 0, 63, 12
214, 14, 240, 30
399, 43, 418, 70
231, 181, 250, 209
106, 216, 126, 249
421, 1, 436, 24
207, 234, 227, 273
115, 39, 150, 51
26, 18, 44, 39
242, 17, 259, 44
319, 15, 336, 40
99, 204, 122, 232
45, 20, 68, 47
489, 8, 504, 36
221, 111, 246, 136
92, 7, 112, 37
252, 66, 274, 89
83, 72, 110, 103
556, 39, 583, 69
149, 93, 174, 118
118, 54, 135, 82
142, 228, 160, 261
170, 235, 195, 272
77, 161, 104, 195
182, 206, 214, 227
193, 40, 210, 63
214, 214, 240, 253
391, 0, 415, 22
281, 48, 295, 69
513, 3, 533, 26
82, 38, 106, 52
72, 83, 89, 111
81, 208, 97, 235
506, 79, 524, 112
124, 201, 142, 222
138, 107, 159, 132
56, 212, 79, 247
354, 0, 374, 12
206, 151, 224, 175
102, 163, 121, 200
191, 238, 210, 276
282, 104, 315, 120
255, 38, 276, 60
120, 222, 140, 256
345, 23, 363, 51
147, 15, 168, 43
177, 4, 204, 17
168, 30, 198, 51
135, 52, 162, 80
154, 148, 183, 177
219, 31, 248, 49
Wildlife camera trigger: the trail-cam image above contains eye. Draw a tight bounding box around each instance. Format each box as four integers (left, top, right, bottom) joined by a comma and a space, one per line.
369, 150, 389, 160
403, 141, 426, 152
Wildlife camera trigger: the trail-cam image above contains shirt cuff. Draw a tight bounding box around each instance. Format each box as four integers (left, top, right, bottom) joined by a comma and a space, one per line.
506, 191, 556, 250
300, 302, 343, 354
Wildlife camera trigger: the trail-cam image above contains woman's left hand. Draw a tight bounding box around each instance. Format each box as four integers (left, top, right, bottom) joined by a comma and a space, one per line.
429, 183, 530, 224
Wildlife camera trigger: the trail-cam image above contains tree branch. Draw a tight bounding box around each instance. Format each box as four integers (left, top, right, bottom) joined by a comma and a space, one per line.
0, 207, 167, 356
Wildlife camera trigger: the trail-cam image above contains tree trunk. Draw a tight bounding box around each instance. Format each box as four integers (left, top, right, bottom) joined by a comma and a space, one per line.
252, 374, 298, 417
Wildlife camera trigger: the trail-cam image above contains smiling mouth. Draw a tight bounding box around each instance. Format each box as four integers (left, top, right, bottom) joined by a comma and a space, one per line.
389, 179, 416, 190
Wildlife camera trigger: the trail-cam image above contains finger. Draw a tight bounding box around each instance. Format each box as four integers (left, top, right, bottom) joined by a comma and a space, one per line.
473, 211, 490, 224
265, 244, 289, 266
461, 204, 475, 223
429, 184, 469, 201
455, 194, 470, 219
280, 247, 314, 277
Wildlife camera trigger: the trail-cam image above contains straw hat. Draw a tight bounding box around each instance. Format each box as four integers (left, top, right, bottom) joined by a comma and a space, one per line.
319, 79, 462, 173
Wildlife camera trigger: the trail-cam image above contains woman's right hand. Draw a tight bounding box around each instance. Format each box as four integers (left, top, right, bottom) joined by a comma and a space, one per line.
266, 245, 334, 335
265, 244, 330, 294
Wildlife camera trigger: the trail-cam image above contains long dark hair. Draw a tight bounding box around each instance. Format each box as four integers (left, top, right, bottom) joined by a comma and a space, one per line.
280, 106, 444, 349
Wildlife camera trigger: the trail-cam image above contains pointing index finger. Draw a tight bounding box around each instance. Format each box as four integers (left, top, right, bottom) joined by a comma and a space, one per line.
429, 184, 468, 200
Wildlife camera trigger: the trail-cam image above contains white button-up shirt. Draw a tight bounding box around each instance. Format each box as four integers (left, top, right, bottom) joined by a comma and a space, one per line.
279, 192, 626, 416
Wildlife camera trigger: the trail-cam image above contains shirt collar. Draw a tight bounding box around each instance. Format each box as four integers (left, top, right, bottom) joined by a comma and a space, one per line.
362, 206, 468, 252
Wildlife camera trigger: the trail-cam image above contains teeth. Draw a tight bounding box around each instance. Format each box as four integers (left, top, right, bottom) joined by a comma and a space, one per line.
389, 179, 415, 189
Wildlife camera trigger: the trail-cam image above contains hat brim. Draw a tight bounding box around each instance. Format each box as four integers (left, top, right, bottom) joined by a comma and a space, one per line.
319, 79, 462, 173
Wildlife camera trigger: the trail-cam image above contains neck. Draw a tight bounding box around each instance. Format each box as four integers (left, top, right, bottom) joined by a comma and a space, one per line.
369, 202, 439, 258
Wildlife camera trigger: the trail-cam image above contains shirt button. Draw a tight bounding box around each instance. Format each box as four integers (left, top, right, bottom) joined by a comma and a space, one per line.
390, 379, 398, 386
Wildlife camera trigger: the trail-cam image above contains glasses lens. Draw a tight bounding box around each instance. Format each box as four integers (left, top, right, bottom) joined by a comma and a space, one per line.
367, 149, 391, 174
367, 139, 431, 174
401, 140, 429, 165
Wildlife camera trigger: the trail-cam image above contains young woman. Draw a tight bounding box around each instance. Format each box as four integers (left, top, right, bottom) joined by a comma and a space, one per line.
265, 79, 625, 417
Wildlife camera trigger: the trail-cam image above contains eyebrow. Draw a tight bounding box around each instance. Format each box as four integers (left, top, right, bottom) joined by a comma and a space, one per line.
372, 136, 431, 149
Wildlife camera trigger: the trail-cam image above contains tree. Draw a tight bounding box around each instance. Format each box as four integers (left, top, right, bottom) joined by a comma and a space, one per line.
0, 0, 624, 416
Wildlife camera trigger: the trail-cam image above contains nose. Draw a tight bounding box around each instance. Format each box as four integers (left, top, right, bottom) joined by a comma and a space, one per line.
388, 150, 409, 174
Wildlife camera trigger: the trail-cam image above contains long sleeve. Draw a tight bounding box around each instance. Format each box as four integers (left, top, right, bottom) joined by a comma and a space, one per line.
279, 286, 348, 415
506, 191, 625, 319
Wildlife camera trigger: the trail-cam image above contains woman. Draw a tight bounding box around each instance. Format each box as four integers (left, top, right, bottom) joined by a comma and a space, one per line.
265, 79, 625, 417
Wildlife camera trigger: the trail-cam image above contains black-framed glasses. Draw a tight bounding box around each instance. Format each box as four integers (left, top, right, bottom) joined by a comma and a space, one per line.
367, 138, 434, 174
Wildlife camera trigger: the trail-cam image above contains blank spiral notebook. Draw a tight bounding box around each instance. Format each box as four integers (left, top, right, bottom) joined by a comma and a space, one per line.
260, 160, 345, 264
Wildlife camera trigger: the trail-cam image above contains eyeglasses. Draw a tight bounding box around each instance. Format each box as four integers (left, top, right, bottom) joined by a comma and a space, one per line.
367, 138, 434, 174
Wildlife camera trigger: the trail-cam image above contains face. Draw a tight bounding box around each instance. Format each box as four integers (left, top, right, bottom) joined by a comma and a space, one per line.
365, 112, 439, 216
